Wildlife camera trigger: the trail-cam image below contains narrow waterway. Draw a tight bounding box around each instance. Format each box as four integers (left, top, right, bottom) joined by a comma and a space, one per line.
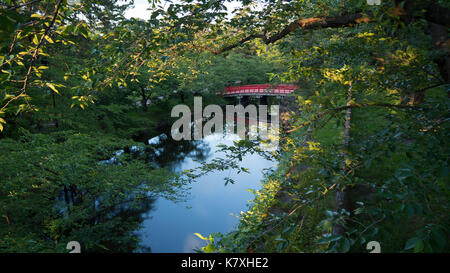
137, 132, 276, 253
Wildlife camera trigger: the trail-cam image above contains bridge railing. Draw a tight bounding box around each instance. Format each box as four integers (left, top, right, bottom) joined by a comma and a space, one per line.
219, 84, 298, 96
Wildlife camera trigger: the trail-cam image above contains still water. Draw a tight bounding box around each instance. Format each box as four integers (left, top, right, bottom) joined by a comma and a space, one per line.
137, 132, 276, 253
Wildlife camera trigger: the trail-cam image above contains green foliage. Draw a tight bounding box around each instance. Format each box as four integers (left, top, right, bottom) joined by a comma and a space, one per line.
0, 0, 449, 253
0, 130, 187, 252
181, 0, 450, 254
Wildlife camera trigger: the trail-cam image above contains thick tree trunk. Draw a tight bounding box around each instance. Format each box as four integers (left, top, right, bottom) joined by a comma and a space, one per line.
141, 91, 148, 112
332, 86, 352, 236
428, 22, 450, 85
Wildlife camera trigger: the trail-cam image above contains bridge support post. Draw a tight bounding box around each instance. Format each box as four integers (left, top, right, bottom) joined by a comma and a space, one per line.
259, 95, 268, 105
239, 96, 250, 106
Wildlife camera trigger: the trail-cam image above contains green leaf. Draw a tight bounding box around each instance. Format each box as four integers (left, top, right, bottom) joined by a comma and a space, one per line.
340, 238, 350, 253
431, 228, 446, 250
317, 234, 342, 244
45, 82, 60, 94
44, 35, 54, 44
33, 34, 39, 45
202, 244, 215, 253
404, 237, 421, 250
97, 244, 110, 251
413, 240, 424, 253
194, 233, 208, 241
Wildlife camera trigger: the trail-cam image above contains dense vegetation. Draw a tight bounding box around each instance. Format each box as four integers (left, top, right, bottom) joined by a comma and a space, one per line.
0, 0, 449, 253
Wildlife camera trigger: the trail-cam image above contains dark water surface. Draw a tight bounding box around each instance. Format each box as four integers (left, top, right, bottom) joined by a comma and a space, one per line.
137, 132, 276, 253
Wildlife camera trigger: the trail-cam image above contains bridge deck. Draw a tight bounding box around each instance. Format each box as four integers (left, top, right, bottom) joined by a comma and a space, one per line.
219, 84, 297, 97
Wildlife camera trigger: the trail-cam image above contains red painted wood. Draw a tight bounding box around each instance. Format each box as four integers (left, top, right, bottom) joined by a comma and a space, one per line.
219, 84, 298, 96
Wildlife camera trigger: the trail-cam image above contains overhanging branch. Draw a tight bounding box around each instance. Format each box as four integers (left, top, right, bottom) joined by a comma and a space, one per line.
214, 13, 370, 54
214, 1, 450, 55
286, 103, 422, 134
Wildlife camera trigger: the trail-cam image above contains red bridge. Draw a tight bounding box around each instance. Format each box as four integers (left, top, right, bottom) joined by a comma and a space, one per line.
219, 84, 298, 97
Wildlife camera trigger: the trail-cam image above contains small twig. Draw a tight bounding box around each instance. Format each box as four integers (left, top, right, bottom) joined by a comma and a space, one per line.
360, 217, 385, 235
6, 0, 41, 10
5, 210, 11, 225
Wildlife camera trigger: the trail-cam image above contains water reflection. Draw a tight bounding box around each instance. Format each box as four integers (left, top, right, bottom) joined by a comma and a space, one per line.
145, 132, 211, 170
137, 132, 276, 253
94, 195, 157, 253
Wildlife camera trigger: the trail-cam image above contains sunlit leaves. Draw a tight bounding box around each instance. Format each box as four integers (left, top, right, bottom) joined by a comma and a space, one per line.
71, 95, 95, 109
194, 233, 217, 253
32, 35, 39, 45
0, 116, 5, 131
45, 82, 61, 94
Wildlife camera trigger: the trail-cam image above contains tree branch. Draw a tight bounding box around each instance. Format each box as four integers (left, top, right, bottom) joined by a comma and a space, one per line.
1, 0, 63, 113
214, 1, 450, 55
215, 13, 370, 54
5, 0, 41, 10
286, 102, 421, 134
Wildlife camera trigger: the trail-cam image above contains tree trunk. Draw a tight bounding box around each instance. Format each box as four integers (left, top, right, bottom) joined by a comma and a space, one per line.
51, 88, 59, 128
332, 85, 352, 236
141, 90, 148, 111
428, 22, 450, 85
